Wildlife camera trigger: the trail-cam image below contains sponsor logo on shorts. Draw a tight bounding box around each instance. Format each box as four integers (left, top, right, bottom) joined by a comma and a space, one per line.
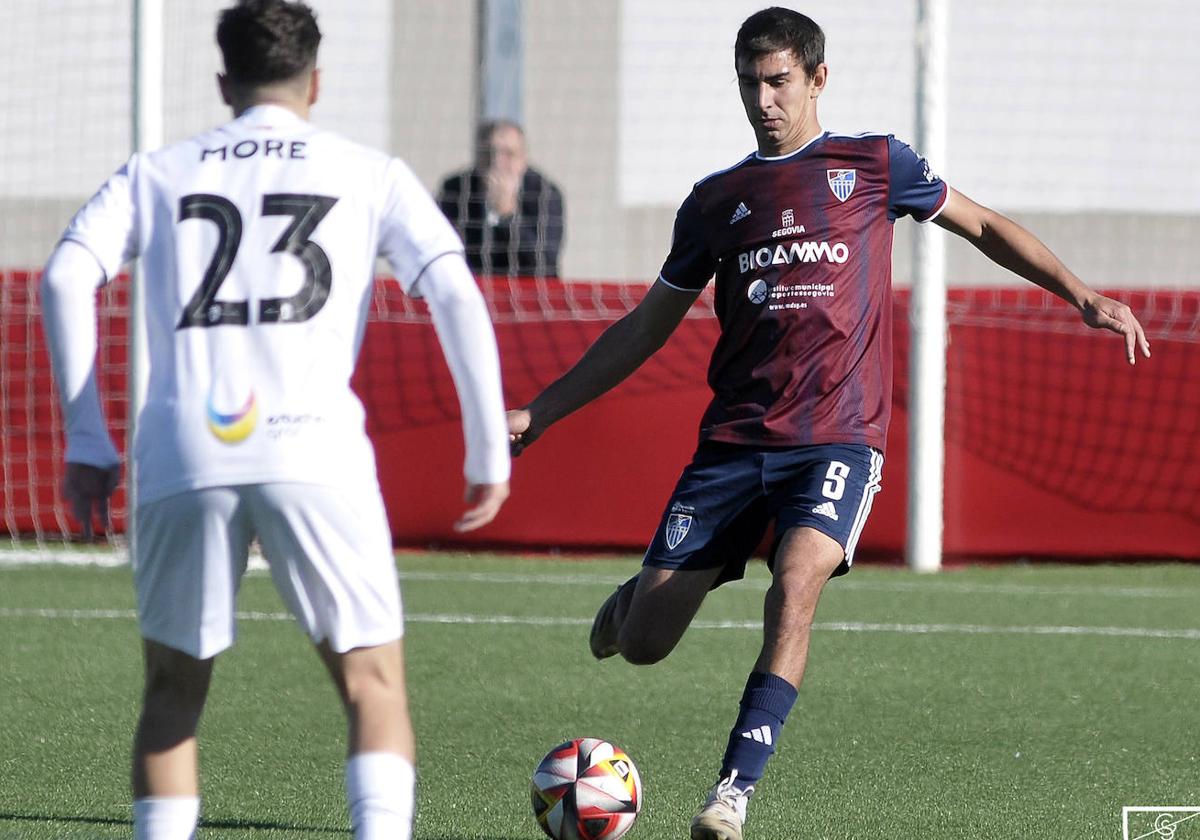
812, 501, 839, 521
206, 389, 258, 444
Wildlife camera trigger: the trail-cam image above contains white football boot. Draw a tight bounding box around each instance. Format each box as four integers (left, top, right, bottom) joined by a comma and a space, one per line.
689, 772, 754, 840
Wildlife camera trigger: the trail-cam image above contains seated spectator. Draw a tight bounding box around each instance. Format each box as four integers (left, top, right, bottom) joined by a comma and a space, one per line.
437, 120, 564, 278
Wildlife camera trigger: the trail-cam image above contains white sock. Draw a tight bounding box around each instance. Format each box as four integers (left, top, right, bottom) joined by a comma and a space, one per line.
346, 751, 415, 840
133, 796, 200, 840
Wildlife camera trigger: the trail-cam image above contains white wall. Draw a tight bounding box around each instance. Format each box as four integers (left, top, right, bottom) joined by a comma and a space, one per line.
619, 0, 1200, 213
1, 1, 1197, 284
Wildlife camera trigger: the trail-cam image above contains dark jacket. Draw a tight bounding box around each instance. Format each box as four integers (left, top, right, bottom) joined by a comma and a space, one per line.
436, 168, 564, 278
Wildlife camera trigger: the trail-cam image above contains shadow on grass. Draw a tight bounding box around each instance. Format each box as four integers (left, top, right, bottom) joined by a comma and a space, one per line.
0, 812, 350, 834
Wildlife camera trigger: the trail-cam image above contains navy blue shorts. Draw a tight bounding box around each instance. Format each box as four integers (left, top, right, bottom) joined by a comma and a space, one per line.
643, 441, 884, 586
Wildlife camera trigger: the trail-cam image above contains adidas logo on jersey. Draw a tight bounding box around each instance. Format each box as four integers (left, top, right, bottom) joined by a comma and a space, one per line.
740, 725, 773, 745
729, 202, 751, 224
812, 501, 839, 521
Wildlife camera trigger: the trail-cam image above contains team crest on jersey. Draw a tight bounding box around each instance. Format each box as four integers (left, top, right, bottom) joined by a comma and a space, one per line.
827, 169, 857, 202
665, 506, 694, 550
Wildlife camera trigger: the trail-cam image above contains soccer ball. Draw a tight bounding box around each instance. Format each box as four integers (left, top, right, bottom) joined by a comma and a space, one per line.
531, 737, 642, 840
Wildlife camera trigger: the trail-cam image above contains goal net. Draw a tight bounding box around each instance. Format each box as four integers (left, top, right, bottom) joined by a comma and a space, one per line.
2, 0, 1197, 558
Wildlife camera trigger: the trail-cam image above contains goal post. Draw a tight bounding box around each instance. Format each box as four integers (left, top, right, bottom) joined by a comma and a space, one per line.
127, 0, 165, 561
907, 0, 949, 573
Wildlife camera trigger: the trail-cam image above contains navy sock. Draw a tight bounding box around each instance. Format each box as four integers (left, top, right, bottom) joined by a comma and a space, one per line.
718, 671, 798, 788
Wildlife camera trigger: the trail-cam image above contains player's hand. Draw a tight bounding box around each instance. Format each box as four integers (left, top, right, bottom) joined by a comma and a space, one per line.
64, 461, 121, 541
454, 481, 510, 533
1080, 294, 1151, 365
507, 408, 542, 456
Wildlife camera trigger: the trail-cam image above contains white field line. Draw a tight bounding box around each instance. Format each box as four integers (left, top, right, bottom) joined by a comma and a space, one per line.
396, 571, 1200, 600
2, 551, 1197, 599
0, 549, 129, 568
1, 607, 1199, 641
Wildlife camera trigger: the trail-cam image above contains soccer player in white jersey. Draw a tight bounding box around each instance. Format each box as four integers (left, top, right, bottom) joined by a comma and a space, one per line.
39, 2, 510, 838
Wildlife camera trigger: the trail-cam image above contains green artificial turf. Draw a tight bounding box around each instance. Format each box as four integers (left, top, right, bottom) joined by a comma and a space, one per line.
1, 554, 1197, 839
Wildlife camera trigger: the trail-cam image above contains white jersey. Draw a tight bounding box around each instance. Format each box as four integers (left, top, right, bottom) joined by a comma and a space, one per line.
61, 104, 492, 504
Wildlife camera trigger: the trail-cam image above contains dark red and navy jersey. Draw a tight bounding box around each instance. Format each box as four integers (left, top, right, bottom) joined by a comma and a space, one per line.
658, 131, 947, 452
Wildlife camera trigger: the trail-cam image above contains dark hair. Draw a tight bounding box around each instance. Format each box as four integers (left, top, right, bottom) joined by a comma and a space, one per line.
476, 119, 525, 145
735, 7, 824, 78
216, 0, 321, 87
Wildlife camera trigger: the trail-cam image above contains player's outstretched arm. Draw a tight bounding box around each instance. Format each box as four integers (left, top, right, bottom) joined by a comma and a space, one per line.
508, 280, 701, 455
934, 188, 1151, 365
40, 239, 123, 539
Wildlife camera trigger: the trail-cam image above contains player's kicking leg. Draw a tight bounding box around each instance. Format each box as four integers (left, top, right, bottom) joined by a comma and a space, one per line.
590, 443, 768, 663
317, 639, 415, 840
131, 641, 214, 840
591, 565, 723, 663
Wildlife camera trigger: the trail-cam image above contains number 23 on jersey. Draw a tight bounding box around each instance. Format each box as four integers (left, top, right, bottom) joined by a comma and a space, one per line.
176, 192, 338, 329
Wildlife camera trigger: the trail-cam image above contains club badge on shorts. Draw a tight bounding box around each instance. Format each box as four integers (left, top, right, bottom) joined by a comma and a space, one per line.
827, 169, 856, 202
665, 505, 694, 550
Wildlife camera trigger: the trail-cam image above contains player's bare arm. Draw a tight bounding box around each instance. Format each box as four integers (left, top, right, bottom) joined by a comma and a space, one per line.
508, 280, 700, 454
935, 187, 1151, 365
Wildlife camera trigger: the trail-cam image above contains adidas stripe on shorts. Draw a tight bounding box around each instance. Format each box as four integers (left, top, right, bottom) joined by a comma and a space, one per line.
134, 482, 401, 660
642, 441, 883, 586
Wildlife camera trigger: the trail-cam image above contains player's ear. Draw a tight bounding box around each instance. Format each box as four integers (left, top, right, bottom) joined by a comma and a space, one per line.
217, 73, 233, 106
809, 63, 828, 98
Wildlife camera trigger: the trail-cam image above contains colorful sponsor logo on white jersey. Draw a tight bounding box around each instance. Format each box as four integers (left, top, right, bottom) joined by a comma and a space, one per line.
206, 390, 259, 444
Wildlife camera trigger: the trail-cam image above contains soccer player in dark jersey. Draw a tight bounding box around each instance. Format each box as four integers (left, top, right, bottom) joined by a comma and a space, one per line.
507, 8, 1149, 840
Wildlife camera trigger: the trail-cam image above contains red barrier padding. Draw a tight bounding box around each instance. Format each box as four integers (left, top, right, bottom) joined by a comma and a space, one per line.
4, 273, 1198, 558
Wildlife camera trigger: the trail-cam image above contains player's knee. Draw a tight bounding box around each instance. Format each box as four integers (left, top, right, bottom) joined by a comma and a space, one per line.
772, 564, 823, 598
340, 649, 404, 703
142, 646, 211, 712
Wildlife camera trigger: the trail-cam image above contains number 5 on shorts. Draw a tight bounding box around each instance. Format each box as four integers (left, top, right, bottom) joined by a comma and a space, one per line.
822, 461, 850, 500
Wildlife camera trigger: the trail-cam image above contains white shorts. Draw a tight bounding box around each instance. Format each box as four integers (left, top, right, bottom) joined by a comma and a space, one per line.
134, 483, 402, 659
